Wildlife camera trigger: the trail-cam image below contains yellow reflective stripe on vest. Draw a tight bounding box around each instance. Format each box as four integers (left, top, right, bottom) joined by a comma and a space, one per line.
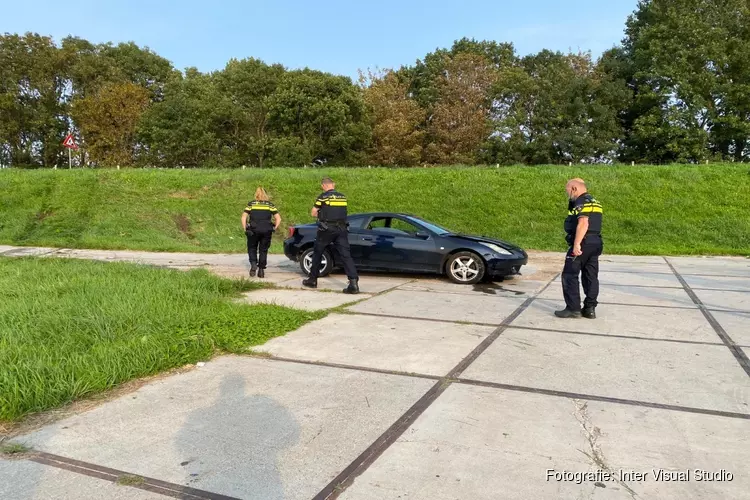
579, 207, 602, 213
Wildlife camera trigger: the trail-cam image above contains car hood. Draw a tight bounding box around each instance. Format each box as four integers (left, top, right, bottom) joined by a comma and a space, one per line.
446, 234, 525, 253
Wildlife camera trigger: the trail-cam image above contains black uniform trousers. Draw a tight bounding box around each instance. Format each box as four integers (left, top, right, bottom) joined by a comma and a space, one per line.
246, 229, 273, 269
562, 237, 603, 312
309, 224, 358, 280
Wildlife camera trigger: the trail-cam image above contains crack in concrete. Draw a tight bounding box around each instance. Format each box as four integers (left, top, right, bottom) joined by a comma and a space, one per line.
572, 399, 639, 500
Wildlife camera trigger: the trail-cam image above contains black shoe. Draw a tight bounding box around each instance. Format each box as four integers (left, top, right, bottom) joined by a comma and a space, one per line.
258, 269, 265, 279
302, 277, 317, 288
554, 308, 582, 318
343, 279, 359, 294
249, 266, 257, 277
582, 307, 596, 319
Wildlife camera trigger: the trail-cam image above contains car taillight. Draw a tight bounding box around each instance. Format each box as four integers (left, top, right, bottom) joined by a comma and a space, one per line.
288, 227, 296, 238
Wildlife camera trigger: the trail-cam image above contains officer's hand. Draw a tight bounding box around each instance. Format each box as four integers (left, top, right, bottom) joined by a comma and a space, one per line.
572, 244, 583, 257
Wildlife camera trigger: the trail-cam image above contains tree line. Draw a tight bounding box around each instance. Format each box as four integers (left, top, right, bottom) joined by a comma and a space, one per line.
2, 0, 749, 168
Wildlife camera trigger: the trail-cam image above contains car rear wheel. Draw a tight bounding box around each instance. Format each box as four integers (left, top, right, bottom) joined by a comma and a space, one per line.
446, 251, 486, 285
300, 247, 333, 277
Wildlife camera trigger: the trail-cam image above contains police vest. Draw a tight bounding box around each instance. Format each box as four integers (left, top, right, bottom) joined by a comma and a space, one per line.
244, 200, 278, 230
564, 193, 602, 244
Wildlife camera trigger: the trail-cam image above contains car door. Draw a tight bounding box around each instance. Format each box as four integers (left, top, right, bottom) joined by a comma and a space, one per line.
363, 216, 440, 272
344, 216, 368, 265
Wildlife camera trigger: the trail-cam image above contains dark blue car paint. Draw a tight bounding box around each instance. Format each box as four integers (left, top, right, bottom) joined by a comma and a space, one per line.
283, 212, 528, 278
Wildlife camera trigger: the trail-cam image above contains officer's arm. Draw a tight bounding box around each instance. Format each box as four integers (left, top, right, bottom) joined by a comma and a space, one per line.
241, 212, 248, 231
273, 213, 281, 230
574, 217, 589, 247
311, 196, 322, 218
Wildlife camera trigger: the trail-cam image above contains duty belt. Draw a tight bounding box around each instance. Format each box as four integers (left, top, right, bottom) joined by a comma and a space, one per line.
318, 220, 347, 230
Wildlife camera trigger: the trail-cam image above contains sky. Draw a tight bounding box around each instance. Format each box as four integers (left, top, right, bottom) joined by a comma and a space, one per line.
3, 0, 638, 79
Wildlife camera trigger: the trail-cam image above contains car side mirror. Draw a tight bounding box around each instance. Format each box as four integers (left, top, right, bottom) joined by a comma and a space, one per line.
415, 231, 430, 239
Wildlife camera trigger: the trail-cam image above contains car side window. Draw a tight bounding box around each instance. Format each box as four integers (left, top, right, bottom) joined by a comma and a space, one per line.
365, 217, 423, 237
389, 218, 422, 236
347, 216, 366, 229
367, 217, 408, 236
366, 217, 387, 230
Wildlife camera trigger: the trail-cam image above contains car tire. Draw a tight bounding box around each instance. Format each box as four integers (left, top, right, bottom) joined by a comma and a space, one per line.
300, 247, 333, 277
445, 251, 486, 285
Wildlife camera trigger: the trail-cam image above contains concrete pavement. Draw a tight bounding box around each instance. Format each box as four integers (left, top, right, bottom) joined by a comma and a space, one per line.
1, 246, 750, 499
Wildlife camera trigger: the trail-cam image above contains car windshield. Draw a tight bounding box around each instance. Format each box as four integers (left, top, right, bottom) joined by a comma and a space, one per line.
405, 216, 452, 235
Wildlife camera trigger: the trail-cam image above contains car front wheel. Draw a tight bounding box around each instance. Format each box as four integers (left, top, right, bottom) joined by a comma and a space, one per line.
446, 251, 486, 285
300, 247, 333, 277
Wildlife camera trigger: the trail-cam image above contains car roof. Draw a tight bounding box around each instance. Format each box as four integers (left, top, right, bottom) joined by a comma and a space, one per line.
349, 212, 416, 218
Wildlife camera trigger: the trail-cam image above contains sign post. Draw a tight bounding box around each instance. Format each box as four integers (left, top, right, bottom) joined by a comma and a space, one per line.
62, 134, 78, 168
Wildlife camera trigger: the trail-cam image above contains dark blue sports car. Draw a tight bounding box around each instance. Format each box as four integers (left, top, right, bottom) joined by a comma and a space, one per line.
283, 212, 527, 284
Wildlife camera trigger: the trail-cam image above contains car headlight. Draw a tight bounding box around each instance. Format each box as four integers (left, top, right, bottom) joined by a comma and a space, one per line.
483, 243, 512, 255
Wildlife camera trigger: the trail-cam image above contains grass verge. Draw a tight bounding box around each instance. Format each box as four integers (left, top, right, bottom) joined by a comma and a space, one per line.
0, 442, 31, 455
0, 257, 322, 422
0, 164, 749, 255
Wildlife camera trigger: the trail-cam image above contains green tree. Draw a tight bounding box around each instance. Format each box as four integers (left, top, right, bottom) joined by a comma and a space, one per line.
71, 82, 150, 166
215, 58, 285, 167
486, 50, 628, 164
266, 69, 370, 166
621, 0, 750, 162
360, 69, 425, 166
138, 69, 226, 167
404, 37, 517, 108
424, 53, 498, 164
0, 33, 69, 167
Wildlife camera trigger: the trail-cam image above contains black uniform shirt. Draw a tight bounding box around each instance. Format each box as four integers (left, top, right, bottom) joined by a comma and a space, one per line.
314, 189, 348, 222
244, 200, 278, 230
564, 192, 602, 244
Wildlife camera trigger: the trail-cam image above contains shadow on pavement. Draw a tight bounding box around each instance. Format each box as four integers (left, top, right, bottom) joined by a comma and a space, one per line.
175, 373, 300, 500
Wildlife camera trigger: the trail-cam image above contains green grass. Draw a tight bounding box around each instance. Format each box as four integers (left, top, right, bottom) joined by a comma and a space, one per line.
0, 442, 30, 455
0, 257, 322, 422
116, 475, 145, 486
0, 164, 749, 255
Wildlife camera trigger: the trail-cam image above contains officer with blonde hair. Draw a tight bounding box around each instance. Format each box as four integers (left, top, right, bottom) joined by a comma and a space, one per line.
241, 187, 281, 278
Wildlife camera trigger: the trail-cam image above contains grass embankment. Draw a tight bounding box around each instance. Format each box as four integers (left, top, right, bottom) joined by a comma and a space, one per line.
0, 164, 748, 255
0, 257, 321, 422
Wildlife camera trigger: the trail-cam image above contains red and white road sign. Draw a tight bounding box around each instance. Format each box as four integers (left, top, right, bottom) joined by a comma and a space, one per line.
62, 134, 78, 150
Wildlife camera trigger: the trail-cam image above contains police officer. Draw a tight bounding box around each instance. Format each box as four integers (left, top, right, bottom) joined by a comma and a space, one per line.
241, 187, 281, 278
302, 177, 359, 294
555, 178, 603, 319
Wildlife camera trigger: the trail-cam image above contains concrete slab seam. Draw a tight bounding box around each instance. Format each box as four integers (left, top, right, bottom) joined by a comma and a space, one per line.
311, 379, 448, 500
30, 452, 239, 500
338, 311, 727, 349
252, 354, 750, 421
455, 378, 750, 421
665, 257, 750, 378
312, 272, 561, 500
504, 325, 728, 347
597, 301, 698, 310
337, 310, 502, 328
253, 355, 442, 382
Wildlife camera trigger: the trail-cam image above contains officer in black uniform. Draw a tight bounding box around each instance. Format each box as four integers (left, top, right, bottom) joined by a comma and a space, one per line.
555, 178, 603, 319
241, 187, 281, 278
302, 177, 359, 294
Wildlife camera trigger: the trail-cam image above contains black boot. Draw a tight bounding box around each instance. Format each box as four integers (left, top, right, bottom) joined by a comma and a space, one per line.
554, 307, 582, 318
343, 279, 359, 294
258, 269, 265, 279
302, 277, 317, 288
582, 307, 596, 319
249, 265, 257, 277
